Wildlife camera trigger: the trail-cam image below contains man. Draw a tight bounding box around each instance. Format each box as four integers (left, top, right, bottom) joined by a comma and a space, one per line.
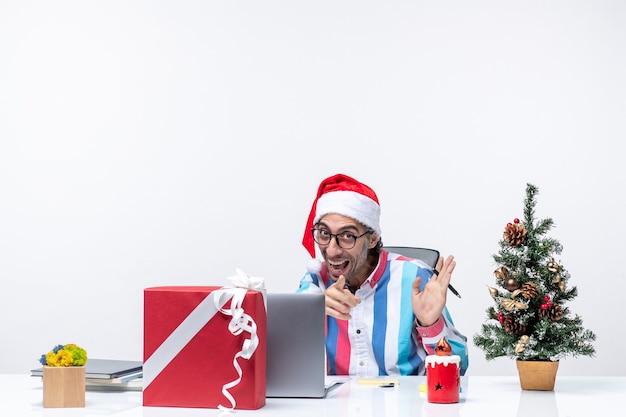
297, 173, 468, 376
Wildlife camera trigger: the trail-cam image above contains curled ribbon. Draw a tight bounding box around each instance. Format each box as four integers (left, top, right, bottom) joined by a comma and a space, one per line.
214, 269, 266, 412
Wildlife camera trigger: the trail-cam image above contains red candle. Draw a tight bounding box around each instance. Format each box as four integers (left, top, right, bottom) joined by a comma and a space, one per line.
425, 337, 460, 403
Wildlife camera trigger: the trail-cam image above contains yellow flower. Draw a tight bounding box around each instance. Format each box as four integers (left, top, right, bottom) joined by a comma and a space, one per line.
46, 350, 75, 367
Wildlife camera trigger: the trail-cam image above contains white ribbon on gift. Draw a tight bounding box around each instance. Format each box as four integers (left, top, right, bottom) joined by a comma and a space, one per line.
143, 291, 232, 391
143, 268, 266, 413
214, 269, 266, 412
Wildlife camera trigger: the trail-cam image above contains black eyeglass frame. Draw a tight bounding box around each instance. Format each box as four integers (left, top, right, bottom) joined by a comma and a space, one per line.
310, 227, 372, 250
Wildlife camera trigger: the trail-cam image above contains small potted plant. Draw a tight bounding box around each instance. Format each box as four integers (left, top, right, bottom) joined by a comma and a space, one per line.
39, 343, 88, 408
473, 184, 596, 390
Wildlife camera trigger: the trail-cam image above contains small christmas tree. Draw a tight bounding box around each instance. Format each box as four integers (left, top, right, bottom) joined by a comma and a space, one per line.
473, 183, 596, 362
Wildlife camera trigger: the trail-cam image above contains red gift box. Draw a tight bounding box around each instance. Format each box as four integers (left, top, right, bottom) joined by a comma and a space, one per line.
143, 286, 266, 409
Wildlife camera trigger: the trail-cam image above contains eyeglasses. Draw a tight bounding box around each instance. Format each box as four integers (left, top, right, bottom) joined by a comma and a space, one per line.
311, 228, 371, 250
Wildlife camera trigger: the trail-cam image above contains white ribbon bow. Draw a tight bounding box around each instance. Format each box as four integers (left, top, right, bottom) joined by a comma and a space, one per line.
214, 269, 266, 412
227, 268, 266, 291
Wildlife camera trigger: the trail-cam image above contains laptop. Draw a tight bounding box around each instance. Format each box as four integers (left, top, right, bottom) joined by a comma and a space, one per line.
266, 292, 345, 398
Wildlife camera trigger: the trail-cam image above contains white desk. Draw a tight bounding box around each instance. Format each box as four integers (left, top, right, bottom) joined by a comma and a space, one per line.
2, 374, 623, 416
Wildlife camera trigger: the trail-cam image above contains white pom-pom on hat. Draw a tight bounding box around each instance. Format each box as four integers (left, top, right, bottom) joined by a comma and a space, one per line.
307, 258, 322, 274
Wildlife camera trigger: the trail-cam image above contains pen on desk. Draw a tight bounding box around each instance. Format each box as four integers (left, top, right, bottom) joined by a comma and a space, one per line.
433, 268, 462, 299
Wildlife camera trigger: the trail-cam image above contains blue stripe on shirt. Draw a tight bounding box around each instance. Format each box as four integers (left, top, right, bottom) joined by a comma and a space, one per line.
397, 261, 419, 375
372, 267, 390, 376
296, 272, 320, 293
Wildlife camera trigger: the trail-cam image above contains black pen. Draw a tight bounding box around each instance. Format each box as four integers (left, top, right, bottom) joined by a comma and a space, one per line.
433, 268, 462, 299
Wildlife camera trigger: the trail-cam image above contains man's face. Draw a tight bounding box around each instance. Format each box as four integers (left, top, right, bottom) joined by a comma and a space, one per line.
316, 213, 378, 284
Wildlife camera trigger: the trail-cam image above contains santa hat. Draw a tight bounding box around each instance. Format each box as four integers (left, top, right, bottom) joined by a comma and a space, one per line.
302, 173, 381, 273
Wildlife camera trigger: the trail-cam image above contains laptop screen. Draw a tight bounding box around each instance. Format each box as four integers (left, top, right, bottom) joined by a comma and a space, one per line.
265, 292, 327, 398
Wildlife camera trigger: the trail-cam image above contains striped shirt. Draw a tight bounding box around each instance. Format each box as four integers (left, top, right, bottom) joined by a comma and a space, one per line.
296, 249, 469, 376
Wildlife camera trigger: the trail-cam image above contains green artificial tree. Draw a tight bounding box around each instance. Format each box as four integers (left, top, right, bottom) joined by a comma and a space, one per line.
474, 183, 596, 363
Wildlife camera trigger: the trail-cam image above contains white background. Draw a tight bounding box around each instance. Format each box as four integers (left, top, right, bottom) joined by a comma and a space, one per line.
1, 1, 624, 376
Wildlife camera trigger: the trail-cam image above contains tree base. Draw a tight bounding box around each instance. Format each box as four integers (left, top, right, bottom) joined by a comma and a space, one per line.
516, 359, 559, 391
